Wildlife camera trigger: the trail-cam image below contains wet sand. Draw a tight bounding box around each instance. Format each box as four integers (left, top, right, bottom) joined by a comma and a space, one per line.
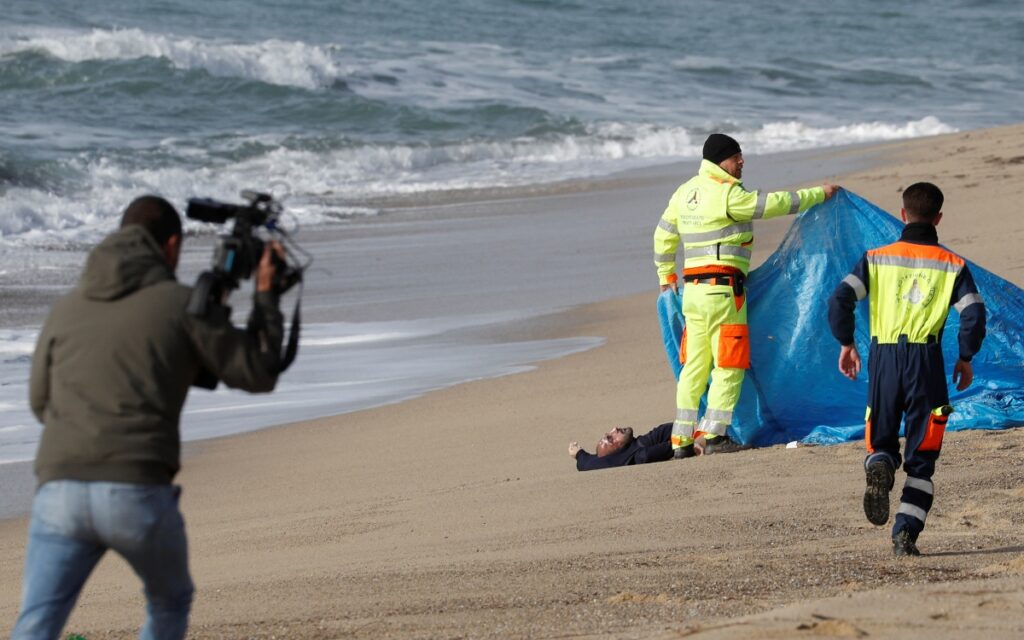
1, 125, 1022, 638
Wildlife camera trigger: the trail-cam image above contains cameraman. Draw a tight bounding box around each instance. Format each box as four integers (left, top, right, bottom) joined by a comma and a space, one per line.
12, 195, 284, 639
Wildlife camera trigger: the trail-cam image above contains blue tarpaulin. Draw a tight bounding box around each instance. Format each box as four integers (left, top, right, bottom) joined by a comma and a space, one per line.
658, 189, 1024, 446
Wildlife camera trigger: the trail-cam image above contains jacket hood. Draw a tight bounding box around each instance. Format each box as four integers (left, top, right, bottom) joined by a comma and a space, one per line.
80, 225, 176, 301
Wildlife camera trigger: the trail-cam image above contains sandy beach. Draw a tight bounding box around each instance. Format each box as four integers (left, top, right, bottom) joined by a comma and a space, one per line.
2, 125, 1023, 638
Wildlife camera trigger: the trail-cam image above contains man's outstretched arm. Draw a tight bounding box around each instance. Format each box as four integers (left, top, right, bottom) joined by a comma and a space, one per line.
727, 184, 837, 222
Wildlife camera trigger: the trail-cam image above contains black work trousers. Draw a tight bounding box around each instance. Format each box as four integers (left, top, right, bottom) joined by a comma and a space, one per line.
866, 337, 950, 538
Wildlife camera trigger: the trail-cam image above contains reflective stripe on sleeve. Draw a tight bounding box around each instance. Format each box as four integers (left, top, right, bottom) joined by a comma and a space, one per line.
787, 191, 801, 215
904, 477, 934, 495
842, 274, 867, 300
683, 223, 752, 243
752, 191, 768, 219
655, 252, 677, 263
897, 502, 928, 523
658, 218, 678, 235
867, 254, 963, 273
953, 292, 984, 313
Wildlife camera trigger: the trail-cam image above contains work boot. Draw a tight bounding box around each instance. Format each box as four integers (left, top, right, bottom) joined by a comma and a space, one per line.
863, 459, 895, 526
703, 436, 751, 455
673, 445, 695, 460
892, 530, 921, 557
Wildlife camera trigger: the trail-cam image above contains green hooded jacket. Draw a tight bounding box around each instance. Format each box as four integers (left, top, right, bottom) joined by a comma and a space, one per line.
29, 225, 284, 485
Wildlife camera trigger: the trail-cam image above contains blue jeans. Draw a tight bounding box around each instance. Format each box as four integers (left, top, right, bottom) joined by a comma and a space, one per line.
11, 480, 194, 640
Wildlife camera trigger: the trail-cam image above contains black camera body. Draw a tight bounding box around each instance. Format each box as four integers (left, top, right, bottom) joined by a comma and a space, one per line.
185, 191, 302, 317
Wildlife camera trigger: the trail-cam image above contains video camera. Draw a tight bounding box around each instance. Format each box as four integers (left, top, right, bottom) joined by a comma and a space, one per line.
185, 190, 304, 317
185, 190, 310, 382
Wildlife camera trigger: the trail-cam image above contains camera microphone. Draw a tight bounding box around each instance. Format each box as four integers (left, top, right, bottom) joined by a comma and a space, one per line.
186, 198, 248, 224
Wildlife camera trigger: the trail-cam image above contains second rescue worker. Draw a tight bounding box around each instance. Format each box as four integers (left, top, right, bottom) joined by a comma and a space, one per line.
654, 133, 838, 457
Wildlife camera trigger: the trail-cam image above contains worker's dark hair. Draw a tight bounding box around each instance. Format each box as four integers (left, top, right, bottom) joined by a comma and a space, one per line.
902, 182, 944, 221
120, 195, 182, 245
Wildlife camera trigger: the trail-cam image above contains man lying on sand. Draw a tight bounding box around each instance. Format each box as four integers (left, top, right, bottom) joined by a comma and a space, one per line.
569, 421, 756, 471
568, 423, 675, 471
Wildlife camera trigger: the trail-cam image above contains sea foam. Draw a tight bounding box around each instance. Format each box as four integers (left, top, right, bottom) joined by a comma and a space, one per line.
0, 26, 956, 248
0, 27, 348, 90
0, 117, 954, 248
0, 318, 602, 465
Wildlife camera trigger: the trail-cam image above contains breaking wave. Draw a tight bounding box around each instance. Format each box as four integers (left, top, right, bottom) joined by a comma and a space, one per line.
0, 27, 348, 90
0, 116, 954, 246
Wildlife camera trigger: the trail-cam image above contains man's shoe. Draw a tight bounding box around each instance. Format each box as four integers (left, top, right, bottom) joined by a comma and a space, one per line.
703, 436, 751, 455
892, 530, 921, 557
673, 445, 695, 460
863, 459, 895, 526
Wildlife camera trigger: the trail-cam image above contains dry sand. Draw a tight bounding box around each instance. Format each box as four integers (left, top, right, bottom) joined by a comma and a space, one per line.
1, 125, 1023, 638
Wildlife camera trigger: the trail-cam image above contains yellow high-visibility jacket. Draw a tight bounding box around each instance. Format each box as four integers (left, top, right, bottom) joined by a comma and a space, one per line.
865, 242, 968, 344
654, 160, 825, 284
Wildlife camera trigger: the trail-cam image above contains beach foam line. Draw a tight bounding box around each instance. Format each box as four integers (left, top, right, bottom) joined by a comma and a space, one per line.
0, 27, 348, 90
0, 117, 954, 248
0, 314, 603, 464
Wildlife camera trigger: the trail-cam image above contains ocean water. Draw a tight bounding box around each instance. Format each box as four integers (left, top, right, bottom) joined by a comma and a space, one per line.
1, 0, 1022, 247
0, 319, 601, 464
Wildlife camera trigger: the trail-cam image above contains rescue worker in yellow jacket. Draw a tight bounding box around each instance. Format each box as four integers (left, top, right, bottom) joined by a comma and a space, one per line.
654, 133, 838, 457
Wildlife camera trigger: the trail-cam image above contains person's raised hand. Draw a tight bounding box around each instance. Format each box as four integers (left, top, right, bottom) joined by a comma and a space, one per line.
568, 441, 581, 457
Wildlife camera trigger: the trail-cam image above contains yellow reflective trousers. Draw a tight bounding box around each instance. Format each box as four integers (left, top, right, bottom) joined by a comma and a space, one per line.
671, 280, 749, 449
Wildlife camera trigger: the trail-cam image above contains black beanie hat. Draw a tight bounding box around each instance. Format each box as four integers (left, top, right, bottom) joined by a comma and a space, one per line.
702, 133, 742, 165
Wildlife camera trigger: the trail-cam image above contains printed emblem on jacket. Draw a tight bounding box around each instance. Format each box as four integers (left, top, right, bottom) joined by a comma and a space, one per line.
897, 273, 936, 307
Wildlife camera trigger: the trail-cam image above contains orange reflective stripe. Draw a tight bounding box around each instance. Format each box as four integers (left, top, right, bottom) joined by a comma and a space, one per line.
665, 273, 678, 284
867, 241, 964, 267
679, 327, 688, 365
865, 418, 874, 453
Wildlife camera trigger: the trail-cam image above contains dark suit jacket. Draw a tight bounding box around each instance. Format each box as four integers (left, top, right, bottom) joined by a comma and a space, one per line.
575, 422, 674, 471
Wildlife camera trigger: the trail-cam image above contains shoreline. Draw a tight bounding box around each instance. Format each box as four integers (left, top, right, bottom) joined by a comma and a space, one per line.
1, 125, 1022, 637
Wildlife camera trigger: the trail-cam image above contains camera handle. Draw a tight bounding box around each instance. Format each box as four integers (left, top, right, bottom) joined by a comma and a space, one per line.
186, 271, 229, 318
